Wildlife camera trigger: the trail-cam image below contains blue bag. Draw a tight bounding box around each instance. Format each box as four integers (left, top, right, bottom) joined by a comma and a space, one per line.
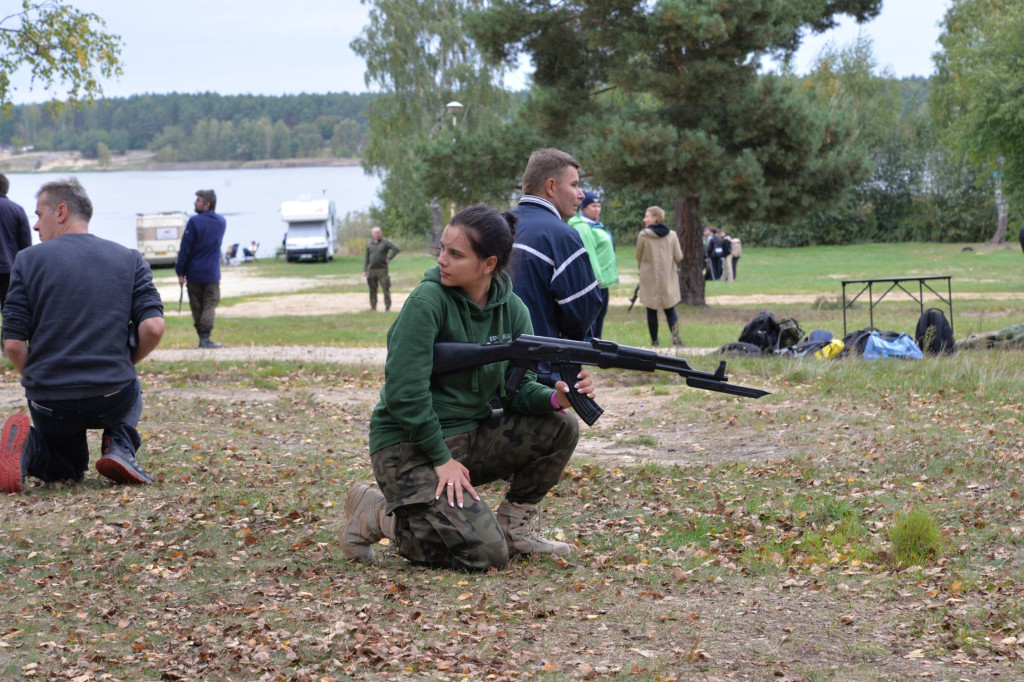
862, 332, 923, 360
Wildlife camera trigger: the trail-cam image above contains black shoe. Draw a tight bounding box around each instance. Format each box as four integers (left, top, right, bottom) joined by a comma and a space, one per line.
96, 436, 154, 485
198, 334, 222, 348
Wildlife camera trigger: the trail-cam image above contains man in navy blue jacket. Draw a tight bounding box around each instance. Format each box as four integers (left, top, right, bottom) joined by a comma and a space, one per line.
176, 189, 227, 348
511, 148, 602, 341
510, 148, 603, 386
0, 177, 165, 492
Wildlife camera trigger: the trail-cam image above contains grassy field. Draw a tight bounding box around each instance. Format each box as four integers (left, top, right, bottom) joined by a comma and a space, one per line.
2, 242, 1024, 680
161, 239, 1024, 350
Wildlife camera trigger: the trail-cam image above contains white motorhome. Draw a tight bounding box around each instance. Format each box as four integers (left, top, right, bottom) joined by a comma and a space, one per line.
281, 198, 338, 262
136, 212, 188, 266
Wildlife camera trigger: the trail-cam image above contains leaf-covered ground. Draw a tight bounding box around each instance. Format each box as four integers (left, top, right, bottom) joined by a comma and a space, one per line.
2, 355, 1024, 681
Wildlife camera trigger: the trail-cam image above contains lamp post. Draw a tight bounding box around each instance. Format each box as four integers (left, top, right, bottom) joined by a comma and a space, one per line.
445, 101, 463, 220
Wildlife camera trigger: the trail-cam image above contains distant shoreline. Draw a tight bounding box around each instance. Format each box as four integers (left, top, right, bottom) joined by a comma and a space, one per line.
0, 149, 362, 174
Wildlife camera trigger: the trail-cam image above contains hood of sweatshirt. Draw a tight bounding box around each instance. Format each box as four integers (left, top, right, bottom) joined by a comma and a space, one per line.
645, 222, 671, 238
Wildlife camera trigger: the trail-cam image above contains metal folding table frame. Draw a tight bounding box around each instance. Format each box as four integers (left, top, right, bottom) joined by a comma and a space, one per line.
841, 276, 953, 337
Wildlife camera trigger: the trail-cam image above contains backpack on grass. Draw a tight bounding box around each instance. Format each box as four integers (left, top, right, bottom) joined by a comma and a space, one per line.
738, 311, 780, 351
777, 317, 804, 349
719, 341, 765, 357
915, 308, 956, 355
862, 332, 923, 360
841, 327, 898, 356
776, 338, 844, 359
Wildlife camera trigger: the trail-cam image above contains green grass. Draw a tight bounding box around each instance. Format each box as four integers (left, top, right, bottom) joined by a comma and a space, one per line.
200, 241, 1024, 349
159, 312, 399, 348
888, 508, 944, 568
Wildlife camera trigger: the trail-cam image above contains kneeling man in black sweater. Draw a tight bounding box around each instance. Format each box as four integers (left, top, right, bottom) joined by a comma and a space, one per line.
0, 177, 165, 492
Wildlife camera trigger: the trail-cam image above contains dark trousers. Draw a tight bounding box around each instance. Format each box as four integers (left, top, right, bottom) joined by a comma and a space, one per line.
25, 379, 143, 483
186, 281, 220, 335
367, 267, 391, 310
709, 257, 722, 280
0, 272, 10, 311
646, 306, 679, 344
371, 410, 579, 571
593, 287, 610, 339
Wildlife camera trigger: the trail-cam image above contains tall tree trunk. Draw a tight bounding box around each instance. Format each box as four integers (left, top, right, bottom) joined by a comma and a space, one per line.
991, 176, 1009, 244
675, 195, 706, 306
430, 197, 443, 249
990, 157, 1009, 244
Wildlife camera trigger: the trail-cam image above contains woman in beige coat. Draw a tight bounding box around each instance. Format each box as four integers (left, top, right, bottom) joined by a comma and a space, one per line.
636, 206, 683, 346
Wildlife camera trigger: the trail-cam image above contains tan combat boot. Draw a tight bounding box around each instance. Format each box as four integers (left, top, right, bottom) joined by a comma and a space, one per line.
495, 500, 572, 556
340, 483, 396, 561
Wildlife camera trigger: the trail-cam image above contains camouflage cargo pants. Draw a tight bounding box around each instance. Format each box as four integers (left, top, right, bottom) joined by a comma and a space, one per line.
370, 410, 578, 571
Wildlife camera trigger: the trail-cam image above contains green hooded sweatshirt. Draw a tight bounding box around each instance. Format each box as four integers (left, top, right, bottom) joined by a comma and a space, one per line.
369, 265, 556, 466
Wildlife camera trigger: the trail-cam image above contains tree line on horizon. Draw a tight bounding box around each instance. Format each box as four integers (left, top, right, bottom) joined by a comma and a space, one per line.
0, 91, 375, 163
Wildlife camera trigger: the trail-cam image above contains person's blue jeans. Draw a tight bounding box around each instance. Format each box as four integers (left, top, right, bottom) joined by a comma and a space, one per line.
25, 379, 143, 483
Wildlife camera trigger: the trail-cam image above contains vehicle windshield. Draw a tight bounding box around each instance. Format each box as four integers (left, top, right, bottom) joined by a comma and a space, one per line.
287, 221, 327, 238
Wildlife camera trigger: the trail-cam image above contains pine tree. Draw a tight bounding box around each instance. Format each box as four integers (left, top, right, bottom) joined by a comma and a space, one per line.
469, 0, 882, 304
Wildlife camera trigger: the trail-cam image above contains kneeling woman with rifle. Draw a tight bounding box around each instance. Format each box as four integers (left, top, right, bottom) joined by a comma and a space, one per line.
340, 205, 597, 571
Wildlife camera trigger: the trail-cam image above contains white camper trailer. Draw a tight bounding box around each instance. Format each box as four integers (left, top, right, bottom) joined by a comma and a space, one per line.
136, 211, 188, 266
280, 198, 338, 262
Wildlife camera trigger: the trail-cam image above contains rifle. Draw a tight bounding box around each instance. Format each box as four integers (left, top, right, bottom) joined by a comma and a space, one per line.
627, 285, 640, 312
433, 334, 770, 427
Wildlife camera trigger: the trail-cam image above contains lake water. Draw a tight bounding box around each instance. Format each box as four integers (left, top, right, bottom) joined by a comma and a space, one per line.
5, 166, 381, 259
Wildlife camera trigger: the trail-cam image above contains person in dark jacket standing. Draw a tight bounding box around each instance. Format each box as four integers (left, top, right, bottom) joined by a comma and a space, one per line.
363, 226, 400, 311
0, 177, 165, 493
175, 189, 226, 348
0, 174, 33, 310
510, 149, 602, 384
705, 227, 726, 281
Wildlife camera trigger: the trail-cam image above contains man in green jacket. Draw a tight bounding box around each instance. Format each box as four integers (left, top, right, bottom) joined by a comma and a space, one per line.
568, 192, 618, 338
363, 226, 400, 311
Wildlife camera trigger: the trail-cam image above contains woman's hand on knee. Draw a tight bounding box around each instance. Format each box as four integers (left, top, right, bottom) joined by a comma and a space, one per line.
554, 367, 597, 410
434, 459, 479, 508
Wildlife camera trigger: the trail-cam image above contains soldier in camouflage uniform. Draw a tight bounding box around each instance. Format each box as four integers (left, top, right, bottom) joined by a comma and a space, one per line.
341, 206, 597, 571
363, 226, 400, 311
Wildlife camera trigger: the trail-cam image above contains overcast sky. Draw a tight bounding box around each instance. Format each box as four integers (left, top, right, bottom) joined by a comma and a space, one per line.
8, 0, 951, 105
